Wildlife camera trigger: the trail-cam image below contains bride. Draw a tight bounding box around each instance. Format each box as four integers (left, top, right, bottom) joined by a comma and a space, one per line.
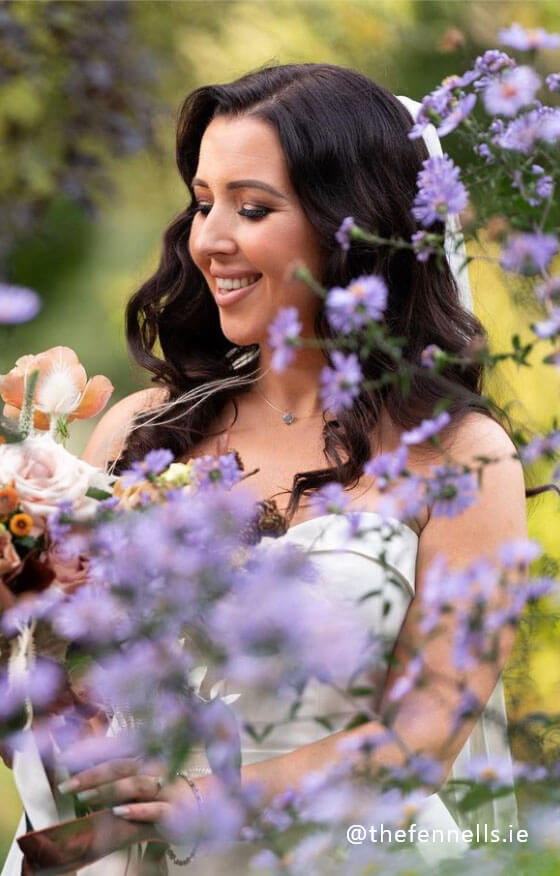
5, 63, 528, 873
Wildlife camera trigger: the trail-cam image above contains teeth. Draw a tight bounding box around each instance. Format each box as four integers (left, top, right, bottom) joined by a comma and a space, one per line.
216, 275, 260, 291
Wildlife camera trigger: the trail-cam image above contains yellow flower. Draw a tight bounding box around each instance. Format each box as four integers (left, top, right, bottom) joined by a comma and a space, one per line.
9, 512, 33, 537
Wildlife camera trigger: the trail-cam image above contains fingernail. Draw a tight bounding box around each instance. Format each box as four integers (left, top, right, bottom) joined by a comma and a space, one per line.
77, 789, 99, 802
112, 806, 131, 817
58, 779, 79, 794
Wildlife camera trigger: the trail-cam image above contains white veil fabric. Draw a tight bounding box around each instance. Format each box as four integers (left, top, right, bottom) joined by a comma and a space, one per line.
395, 95, 518, 833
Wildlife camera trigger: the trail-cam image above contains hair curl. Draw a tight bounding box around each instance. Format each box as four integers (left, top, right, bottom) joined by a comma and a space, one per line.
114, 62, 536, 518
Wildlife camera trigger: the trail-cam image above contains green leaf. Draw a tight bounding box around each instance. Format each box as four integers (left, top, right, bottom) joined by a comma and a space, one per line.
85, 487, 113, 500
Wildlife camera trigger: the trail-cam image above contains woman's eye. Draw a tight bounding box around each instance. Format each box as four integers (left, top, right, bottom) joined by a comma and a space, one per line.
192, 203, 270, 221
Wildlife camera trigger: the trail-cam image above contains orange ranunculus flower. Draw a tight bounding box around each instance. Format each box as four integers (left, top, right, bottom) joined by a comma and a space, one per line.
0, 346, 114, 429
0, 482, 19, 518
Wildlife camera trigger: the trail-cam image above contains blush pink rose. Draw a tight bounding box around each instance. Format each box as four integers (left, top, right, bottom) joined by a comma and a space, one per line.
46, 538, 90, 594
0, 434, 112, 532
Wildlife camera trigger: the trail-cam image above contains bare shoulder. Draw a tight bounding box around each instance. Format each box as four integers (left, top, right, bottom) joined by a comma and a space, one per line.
441, 410, 518, 467
81, 386, 168, 469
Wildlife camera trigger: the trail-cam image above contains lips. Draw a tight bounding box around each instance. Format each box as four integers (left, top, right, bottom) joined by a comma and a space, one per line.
214, 275, 262, 308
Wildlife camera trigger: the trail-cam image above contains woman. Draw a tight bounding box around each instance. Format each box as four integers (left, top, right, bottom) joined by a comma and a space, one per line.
16, 64, 529, 873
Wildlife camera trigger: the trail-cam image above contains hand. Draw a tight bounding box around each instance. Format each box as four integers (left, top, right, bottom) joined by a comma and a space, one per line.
58, 742, 193, 829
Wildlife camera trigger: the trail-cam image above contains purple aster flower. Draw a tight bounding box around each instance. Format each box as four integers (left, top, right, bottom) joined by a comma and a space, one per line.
474, 142, 494, 163
498, 23, 560, 51
535, 173, 554, 201
402, 411, 451, 445
0, 283, 42, 325
493, 107, 560, 152
121, 448, 174, 486
474, 49, 516, 78
267, 306, 302, 372
500, 232, 559, 275
387, 654, 424, 702
335, 216, 355, 251
533, 307, 560, 339
546, 73, 560, 92
420, 343, 444, 368
498, 538, 542, 568
364, 445, 408, 489
519, 429, 560, 463
52, 584, 131, 643
539, 107, 560, 143
483, 66, 542, 117
325, 274, 387, 333
436, 92, 477, 136
411, 230, 444, 262
536, 276, 560, 304
191, 451, 243, 492
425, 464, 479, 518
319, 351, 363, 414
464, 755, 515, 790
309, 482, 349, 516
412, 154, 469, 228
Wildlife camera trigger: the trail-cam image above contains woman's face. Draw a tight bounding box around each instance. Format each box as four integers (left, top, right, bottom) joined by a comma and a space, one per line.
188, 115, 324, 348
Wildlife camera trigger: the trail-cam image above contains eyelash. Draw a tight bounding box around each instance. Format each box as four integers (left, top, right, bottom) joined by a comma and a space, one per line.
193, 203, 271, 221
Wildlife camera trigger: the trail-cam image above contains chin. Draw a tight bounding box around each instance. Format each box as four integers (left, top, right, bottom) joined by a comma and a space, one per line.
219, 318, 267, 349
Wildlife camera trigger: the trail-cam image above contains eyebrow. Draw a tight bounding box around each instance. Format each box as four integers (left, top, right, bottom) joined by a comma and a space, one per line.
191, 178, 288, 200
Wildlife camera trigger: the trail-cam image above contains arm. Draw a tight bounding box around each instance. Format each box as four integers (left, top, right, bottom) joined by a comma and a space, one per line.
64, 414, 528, 822
81, 388, 167, 469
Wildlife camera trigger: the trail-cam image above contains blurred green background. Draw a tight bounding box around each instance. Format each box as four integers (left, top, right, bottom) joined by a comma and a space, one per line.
1, 0, 559, 858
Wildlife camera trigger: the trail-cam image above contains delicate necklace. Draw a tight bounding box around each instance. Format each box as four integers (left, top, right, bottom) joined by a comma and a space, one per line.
254, 386, 324, 425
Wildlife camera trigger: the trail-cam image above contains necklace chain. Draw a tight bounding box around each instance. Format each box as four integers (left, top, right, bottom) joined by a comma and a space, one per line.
254, 386, 323, 425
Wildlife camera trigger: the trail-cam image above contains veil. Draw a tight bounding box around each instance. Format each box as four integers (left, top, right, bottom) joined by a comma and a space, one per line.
395, 94, 518, 834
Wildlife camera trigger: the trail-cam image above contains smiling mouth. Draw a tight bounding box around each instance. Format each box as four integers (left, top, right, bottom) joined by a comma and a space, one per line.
214, 275, 263, 306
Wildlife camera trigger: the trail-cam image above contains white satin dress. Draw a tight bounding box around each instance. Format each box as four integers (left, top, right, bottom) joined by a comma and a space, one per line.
2, 510, 517, 875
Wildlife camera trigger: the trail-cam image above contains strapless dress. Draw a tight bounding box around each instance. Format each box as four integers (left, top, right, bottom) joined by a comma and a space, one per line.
2, 511, 517, 875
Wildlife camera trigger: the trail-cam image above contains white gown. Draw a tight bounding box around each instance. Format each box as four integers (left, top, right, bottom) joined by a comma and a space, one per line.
2, 510, 517, 875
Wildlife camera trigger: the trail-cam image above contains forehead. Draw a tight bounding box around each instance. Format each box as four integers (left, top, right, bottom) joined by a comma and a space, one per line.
195, 115, 290, 186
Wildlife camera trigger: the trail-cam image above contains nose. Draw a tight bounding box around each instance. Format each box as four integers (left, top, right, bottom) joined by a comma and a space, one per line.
190, 203, 238, 261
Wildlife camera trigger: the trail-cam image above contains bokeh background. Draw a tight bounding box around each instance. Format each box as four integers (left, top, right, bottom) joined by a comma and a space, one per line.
1, 0, 559, 857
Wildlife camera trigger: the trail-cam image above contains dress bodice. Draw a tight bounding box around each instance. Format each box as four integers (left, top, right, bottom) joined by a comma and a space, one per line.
186, 510, 518, 835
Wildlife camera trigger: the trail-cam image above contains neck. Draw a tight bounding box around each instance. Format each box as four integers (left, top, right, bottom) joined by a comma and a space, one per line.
253, 344, 327, 417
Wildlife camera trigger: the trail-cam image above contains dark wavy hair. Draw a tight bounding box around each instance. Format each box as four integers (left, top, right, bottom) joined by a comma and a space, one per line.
114, 62, 538, 517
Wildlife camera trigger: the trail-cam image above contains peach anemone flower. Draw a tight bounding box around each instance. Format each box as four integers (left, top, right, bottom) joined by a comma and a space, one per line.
0, 346, 113, 430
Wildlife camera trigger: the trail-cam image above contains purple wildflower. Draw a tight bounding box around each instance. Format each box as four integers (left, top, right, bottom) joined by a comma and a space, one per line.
533, 308, 560, 339
387, 654, 424, 702
267, 306, 302, 372
519, 429, 560, 464
335, 216, 356, 251
483, 66, 541, 117
0, 283, 42, 325
474, 142, 494, 163
319, 351, 362, 414
191, 451, 243, 492
309, 482, 350, 516
411, 230, 443, 262
121, 448, 174, 486
546, 73, 560, 93
464, 755, 515, 790
474, 49, 516, 78
498, 23, 560, 51
420, 343, 445, 368
498, 538, 542, 568
539, 107, 560, 143
536, 276, 560, 304
52, 584, 131, 643
364, 445, 408, 489
402, 411, 451, 445
425, 464, 479, 518
325, 274, 387, 333
412, 154, 468, 228
500, 232, 559, 275
436, 92, 477, 136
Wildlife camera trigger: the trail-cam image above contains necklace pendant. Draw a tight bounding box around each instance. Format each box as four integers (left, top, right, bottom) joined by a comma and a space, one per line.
282, 411, 296, 425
